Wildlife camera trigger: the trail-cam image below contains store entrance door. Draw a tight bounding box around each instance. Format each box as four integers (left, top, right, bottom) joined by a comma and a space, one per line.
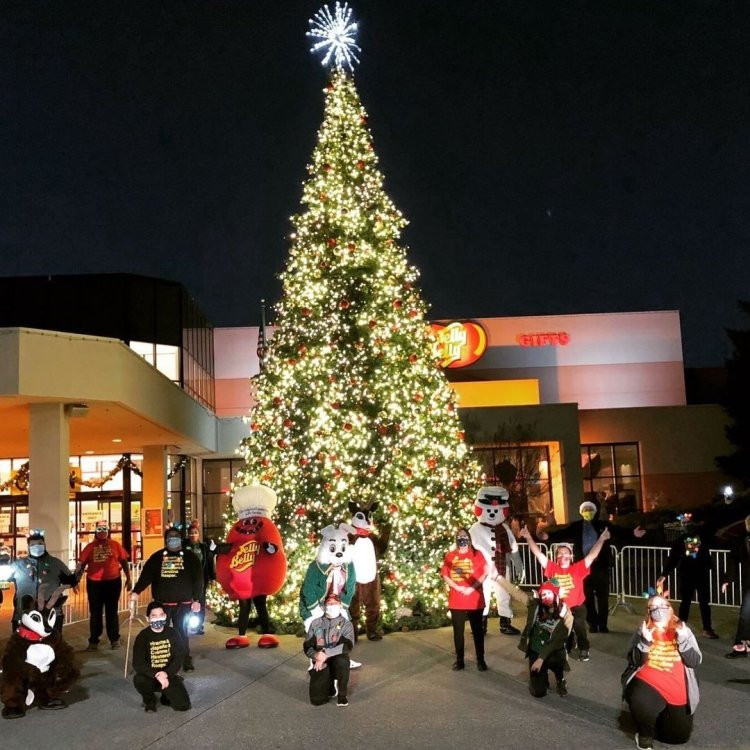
71, 492, 142, 565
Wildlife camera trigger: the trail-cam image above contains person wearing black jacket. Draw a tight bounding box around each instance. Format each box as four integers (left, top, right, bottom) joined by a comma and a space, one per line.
129, 526, 204, 671
537, 500, 645, 633
132, 601, 191, 713
721, 514, 750, 657
184, 521, 212, 635
657, 511, 718, 639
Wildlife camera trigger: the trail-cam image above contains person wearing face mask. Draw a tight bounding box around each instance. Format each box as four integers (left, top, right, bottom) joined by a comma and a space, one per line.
303, 595, 356, 706
6, 530, 77, 634
76, 520, 132, 651
499, 577, 573, 697
132, 601, 191, 713
130, 526, 203, 671
621, 594, 701, 750
520, 525, 610, 662
536, 500, 646, 634
656, 510, 718, 639
440, 527, 488, 671
721, 514, 750, 658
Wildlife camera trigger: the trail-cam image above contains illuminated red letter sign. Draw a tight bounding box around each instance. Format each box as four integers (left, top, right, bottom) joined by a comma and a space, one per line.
516, 332, 570, 347
430, 321, 488, 368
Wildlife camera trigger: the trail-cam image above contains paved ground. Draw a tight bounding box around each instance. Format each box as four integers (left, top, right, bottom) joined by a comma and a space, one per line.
1, 599, 749, 750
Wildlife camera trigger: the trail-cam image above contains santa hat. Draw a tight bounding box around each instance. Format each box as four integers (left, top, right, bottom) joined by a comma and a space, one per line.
232, 484, 277, 519
538, 580, 560, 604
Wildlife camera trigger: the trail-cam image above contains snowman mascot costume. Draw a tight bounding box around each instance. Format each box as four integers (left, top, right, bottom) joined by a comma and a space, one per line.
469, 486, 524, 635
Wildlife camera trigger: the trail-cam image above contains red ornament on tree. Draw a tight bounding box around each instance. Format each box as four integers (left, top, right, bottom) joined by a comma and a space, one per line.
301, 307, 312, 317
427, 457, 437, 469
277, 439, 288, 449
392, 299, 402, 309
250, 421, 260, 431
339, 299, 351, 309
343, 422, 353, 431
408, 354, 418, 364
413, 392, 424, 402
295, 506, 307, 516
327, 237, 337, 248
347, 242, 356, 252
283, 418, 293, 428
356, 159, 365, 170
273, 397, 282, 406
368, 320, 378, 329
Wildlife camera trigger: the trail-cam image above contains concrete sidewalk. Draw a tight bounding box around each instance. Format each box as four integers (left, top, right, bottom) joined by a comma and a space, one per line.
1, 601, 749, 750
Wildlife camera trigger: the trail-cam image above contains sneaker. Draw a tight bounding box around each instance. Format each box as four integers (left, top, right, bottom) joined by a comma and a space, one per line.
337, 696, 349, 707
110, 640, 121, 650
452, 660, 465, 671
579, 649, 590, 662
39, 699, 66, 711
556, 678, 568, 697
725, 647, 748, 659
349, 659, 362, 669
85, 643, 98, 652
1, 706, 25, 719
702, 629, 719, 639
367, 632, 383, 641
144, 703, 157, 713
477, 659, 488, 672
635, 733, 654, 750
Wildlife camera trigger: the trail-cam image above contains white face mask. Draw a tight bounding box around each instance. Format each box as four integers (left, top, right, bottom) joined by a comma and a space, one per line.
325, 605, 341, 619
29, 544, 45, 558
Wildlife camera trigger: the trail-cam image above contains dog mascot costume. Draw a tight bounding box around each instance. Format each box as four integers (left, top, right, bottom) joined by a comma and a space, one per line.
1, 588, 80, 719
470, 486, 524, 635
348, 501, 391, 641
300, 524, 356, 632
214, 484, 287, 648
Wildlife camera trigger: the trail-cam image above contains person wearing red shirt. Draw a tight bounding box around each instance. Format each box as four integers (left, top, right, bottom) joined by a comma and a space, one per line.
441, 527, 488, 672
622, 594, 702, 750
76, 520, 132, 651
520, 525, 609, 662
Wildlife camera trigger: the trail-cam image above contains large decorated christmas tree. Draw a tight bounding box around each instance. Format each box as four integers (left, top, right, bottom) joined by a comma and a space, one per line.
207, 3, 480, 630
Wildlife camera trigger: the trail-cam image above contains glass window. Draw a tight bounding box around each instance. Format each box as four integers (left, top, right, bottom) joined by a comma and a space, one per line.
581, 442, 642, 516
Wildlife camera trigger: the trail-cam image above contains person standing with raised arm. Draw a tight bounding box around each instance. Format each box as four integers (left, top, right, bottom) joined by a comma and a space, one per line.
519, 525, 610, 662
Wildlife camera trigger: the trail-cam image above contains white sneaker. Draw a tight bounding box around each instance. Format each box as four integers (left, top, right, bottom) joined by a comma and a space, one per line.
349, 659, 362, 669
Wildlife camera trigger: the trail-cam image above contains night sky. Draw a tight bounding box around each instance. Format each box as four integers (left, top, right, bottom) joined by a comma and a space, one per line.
3, 1, 749, 366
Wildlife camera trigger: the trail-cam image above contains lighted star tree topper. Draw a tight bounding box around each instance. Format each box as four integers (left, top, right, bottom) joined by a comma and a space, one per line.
207, 4, 481, 632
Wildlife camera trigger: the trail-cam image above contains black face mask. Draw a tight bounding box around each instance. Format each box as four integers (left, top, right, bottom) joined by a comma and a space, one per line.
456, 537, 470, 548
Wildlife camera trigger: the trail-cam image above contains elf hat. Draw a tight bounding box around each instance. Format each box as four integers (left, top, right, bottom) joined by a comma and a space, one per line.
538, 580, 560, 604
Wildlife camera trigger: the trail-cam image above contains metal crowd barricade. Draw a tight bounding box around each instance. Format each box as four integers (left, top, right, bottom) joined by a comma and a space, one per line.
62, 561, 148, 627
613, 545, 740, 612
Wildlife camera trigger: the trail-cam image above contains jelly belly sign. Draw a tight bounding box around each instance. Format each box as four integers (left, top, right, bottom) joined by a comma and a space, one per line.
431, 321, 488, 368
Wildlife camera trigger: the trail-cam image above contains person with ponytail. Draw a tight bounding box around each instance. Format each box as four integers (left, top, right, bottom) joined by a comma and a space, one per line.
622, 592, 702, 750
440, 527, 488, 671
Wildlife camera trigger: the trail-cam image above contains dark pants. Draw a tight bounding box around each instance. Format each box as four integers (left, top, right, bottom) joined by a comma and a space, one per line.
450, 608, 485, 662
625, 677, 693, 743
309, 653, 350, 705
566, 604, 590, 651
584, 565, 611, 627
350, 578, 381, 638
87, 577, 122, 644
163, 603, 192, 662
133, 673, 191, 711
677, 571, 712, 630
733, 587, 750, 645
238, 595, 270, 635
528, 648, 566, 697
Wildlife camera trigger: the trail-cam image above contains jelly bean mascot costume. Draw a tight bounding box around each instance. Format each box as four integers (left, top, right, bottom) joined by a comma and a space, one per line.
1, 588, 80, 719
214, 484, 287, 649
348, 501, 391, 641
300, 524, 356, 632
469, 485, 524, 635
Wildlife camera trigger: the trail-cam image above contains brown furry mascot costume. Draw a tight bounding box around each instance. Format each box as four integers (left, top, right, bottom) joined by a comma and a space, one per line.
1, 588, 80, 719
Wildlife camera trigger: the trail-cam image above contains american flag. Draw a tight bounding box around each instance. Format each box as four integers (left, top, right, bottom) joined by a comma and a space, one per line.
257, 300, 267, 372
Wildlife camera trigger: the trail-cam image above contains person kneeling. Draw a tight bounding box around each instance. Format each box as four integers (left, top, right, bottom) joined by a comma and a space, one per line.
304, 595, 355, 707
499, 577, 572, 697
133, 601, 191, 713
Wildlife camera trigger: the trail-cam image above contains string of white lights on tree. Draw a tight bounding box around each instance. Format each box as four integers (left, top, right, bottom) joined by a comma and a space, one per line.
207, 4, 481, 632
